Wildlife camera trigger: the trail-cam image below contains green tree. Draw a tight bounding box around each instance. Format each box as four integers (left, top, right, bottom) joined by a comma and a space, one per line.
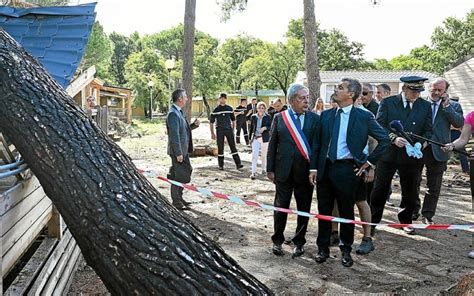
286, 19, 370, 71
109, 32, 137, 86
194, 39, 227, 117
373, 58, 393, 70
218, 34, 264, 91
431, 9, 474, 68
124, 48, 168, 117
81, 22, 113, 83
241, 38, 304, 97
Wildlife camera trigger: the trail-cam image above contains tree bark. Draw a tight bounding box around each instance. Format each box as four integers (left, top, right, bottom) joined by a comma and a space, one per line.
202, 95, 212, 120
303, 0, 321, 108
0, 29, 272, 295
182, 0, 196, 122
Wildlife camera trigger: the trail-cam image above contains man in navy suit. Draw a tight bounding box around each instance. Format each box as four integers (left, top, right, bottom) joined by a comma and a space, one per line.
310, 78, 390, 267
166, 89, 200, 210
267, 83, 320, 258
370, 76, 432, 234
414, 78, 464, 224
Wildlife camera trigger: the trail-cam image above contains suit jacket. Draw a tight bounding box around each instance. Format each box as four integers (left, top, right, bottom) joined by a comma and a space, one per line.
267, 110, 320, 182
249, 113, 272, 142
376, 94, 432, 164
311, 107, 390, 180
364, 99, 379, 117
428, 99, 464, 162
166, 105, 196, 157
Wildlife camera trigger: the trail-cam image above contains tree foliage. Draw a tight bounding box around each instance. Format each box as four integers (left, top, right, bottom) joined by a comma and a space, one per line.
218, 34, 264, 91
109, 32, 138, 86
124, 49, 168, 115
81, 22, 114, 83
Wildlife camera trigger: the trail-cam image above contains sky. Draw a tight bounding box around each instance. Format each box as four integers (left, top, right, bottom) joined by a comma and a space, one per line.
78, 0, 472, 61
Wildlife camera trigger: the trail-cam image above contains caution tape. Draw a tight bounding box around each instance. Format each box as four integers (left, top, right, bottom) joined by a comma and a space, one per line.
139, 169, 474, 232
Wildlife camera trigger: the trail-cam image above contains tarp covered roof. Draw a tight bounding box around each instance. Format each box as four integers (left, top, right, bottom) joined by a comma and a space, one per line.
0, 3, 97, 88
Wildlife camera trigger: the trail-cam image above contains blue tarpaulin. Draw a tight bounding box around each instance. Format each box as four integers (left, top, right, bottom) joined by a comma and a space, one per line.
0, 3, 97, 88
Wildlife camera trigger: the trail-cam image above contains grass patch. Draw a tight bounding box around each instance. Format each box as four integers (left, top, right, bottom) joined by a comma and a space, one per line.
131, 118, 166, 135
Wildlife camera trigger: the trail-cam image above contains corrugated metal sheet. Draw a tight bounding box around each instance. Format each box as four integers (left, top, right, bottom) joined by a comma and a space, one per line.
0, 3, 97, 88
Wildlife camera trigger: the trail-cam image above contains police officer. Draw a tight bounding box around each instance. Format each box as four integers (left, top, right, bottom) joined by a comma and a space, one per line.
210, 93, 244, 170
234, 98, 249, 145
370, 76, 432, 235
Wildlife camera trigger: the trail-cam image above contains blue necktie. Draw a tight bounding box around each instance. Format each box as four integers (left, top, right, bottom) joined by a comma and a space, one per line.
328, 109, 343, 162
431, 102, 437, 124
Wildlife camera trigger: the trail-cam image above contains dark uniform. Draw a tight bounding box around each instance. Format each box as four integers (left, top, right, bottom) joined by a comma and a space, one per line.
370, 76, 432, 230
234, 104, 249, 145
210, 104, 243, 169
268, 105, 288, 120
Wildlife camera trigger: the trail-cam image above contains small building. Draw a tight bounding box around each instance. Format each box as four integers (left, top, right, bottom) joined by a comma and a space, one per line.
296, 70, 438, 103
443, 54, 474, 113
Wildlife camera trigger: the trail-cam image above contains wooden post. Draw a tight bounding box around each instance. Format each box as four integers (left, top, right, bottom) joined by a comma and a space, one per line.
47, 206, 63, 239
126, 90, 132, 124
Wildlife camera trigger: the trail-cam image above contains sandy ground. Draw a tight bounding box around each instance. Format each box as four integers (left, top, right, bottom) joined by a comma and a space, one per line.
67, 120, 473, 295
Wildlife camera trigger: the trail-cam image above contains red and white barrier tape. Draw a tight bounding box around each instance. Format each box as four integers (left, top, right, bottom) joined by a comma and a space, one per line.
139, 169, 474, 232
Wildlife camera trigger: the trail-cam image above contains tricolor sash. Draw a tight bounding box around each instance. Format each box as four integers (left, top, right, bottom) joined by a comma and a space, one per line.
281, 109, 311, 162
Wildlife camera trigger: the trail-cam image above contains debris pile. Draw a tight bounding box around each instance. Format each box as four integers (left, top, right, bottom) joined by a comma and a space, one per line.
108, 116, 141, 140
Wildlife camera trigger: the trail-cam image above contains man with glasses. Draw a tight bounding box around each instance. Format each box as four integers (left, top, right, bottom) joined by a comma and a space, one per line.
413, 78, 464, 224
360, 83, 379, 117
267, 83, 319, 258
370, 76, 432, 235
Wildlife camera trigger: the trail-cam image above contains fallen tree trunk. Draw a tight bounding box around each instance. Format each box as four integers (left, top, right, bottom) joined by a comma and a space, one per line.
0, 29, 272, 295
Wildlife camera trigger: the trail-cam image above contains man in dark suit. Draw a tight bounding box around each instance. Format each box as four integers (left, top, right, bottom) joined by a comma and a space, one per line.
166, 89, 200, 210
414, 78, 464, 223
370, 76, 432, 234
361, 83, 379, 117
267, 83, 320, 258
310, 78, 390, 267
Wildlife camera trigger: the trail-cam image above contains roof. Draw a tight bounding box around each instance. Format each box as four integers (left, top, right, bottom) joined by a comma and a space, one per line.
444, 54, 474, 73
296, 70, 438, 83
0, 3, 97, 88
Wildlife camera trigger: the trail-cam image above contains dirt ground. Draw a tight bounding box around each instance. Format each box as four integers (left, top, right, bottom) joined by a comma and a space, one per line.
67, 119, 473, 295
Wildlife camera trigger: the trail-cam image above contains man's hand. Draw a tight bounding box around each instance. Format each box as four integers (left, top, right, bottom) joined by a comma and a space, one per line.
441, 93, 450, 108
355, 162, 370, 177
211, 133, 216, 140
193, 118, 200, 127
364, 167, 375, 183
309, 172, 317, 186
267, 172, 275, 183
393, 137, 408, 148
176, 154, 184, 163
259, 127, 267, 133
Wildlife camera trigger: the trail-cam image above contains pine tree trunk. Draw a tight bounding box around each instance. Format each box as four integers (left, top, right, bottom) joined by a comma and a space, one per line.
182, 0, 196, 122
0, 29, 272, 296
303, 0, 321, 108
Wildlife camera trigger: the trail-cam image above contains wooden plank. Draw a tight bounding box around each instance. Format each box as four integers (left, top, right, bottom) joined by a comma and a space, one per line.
0, 176, 43, 216
0, 133, 15, 163
55, 249, 82, 296
46, 241, 81, 295
2, 190, 49, 236
27, 231, 73, 296
47, 206, 63, 239
2, 206, 52, 277
4, 237, 57, 296
2, 198, 52, 256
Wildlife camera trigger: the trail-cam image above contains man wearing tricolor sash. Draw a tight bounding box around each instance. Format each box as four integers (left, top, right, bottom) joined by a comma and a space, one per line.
267, 83, 320, 258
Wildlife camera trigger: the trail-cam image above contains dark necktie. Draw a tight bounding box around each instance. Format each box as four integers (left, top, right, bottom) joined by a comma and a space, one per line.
431, 102, 437, 124
295, 113, 302, 129
405, 102, 411, 112
328, 109, 343, 162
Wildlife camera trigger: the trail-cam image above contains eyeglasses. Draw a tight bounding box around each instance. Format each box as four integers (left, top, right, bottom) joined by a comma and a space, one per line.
297, 95, 310, 101
362, 91, 370, 96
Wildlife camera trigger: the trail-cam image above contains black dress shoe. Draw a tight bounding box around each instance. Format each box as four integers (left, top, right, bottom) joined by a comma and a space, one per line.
412, 212, 420, 221
172, 203, 187, 210
341, 251, 353, 267
218, 166, 224, 170
314, 250, 330, 263
272, 244, 284, 256
292, 246, 304, 258
236, 164, 244, 170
